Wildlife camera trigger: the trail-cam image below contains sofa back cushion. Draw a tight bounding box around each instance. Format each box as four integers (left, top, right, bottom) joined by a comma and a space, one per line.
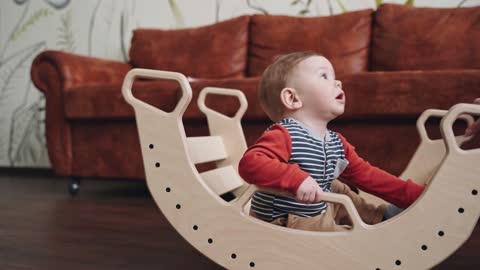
371, 4, 480, 71
248, 9, 373, 77
129, 16, 250, 79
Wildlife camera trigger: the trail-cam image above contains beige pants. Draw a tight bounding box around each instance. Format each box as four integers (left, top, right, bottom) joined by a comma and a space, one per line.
249, 180, 386, 232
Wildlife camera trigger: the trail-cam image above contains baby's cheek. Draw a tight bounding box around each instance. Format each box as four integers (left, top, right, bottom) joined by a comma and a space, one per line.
313, 93, 332, 107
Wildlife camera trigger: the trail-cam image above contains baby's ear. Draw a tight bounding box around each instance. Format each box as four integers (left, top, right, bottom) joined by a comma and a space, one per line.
280, 87, 303, 110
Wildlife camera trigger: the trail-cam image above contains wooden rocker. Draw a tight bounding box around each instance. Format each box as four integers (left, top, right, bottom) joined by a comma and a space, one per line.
121, 68, 479, 270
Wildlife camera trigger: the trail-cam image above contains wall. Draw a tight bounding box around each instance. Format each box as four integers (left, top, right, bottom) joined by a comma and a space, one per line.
0, 0, 477, 168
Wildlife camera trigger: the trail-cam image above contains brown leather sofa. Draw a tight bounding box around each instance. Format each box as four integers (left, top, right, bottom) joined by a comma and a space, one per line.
31, 4, 480, 195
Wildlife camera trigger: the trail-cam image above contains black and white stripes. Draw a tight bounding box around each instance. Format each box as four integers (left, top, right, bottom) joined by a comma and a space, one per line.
251, 117, 346, 222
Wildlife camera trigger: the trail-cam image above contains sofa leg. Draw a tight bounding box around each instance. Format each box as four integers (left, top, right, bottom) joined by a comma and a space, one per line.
68, 177, 81, 196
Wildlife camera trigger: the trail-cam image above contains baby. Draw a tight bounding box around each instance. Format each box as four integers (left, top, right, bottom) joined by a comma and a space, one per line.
238, 51, 425, 232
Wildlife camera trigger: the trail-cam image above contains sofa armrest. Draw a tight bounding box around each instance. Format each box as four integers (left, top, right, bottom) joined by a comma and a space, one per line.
31, 50, 132, 92
30, 50, 131, 176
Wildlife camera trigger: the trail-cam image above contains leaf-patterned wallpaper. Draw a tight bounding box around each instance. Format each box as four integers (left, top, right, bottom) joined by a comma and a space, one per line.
0, 0, 478, 168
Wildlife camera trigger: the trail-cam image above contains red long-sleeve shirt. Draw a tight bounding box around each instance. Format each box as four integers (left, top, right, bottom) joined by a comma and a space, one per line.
238, 124, 425, 209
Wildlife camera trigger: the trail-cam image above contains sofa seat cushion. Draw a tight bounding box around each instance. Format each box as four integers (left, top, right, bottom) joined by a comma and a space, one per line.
129, 16, 250, 79
248, 9, 373, 77
182, 77, 265, 120
371, 4, 480, 71
65, 70, 479, 121
64, 77, 265, 120
338, 69, 480, 120
64, 80, 181, 119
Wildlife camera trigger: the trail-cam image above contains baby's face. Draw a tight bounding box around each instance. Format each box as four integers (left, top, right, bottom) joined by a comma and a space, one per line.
289, 56, 345, 121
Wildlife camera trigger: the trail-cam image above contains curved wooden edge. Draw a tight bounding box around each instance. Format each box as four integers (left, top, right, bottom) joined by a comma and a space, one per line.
232, 184, 367, 231
416, 109, 474, 145
197, 87, 248, 120
441, 103, 480, 155
121, 68, 192, 117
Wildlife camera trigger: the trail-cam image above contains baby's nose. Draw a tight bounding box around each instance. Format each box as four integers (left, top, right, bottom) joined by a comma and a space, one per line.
335, 80, 342, 89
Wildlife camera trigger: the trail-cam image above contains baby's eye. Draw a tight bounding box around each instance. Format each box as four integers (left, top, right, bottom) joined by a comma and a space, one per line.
320, 73, 328, 79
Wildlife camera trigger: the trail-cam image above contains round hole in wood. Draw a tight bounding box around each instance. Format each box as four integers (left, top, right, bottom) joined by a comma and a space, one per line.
155, 162, 160, 168
176, 204, 181, 209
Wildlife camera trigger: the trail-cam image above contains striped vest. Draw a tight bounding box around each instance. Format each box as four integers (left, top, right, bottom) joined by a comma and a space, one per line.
251, 117, 347, 222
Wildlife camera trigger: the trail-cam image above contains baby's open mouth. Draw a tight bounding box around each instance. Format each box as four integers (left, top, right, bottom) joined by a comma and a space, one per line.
335, 92, 345, 101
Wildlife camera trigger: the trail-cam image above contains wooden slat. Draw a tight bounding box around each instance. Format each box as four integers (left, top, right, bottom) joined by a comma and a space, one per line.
199, 166, 244, 195
186, 136, 227, 164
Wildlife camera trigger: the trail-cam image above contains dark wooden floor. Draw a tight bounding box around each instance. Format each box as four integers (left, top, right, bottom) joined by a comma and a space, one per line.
1, 169, 479, 270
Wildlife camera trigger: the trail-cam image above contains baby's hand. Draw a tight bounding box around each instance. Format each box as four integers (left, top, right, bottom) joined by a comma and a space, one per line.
465, 98, 480, 136
295, 176, 323, 204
